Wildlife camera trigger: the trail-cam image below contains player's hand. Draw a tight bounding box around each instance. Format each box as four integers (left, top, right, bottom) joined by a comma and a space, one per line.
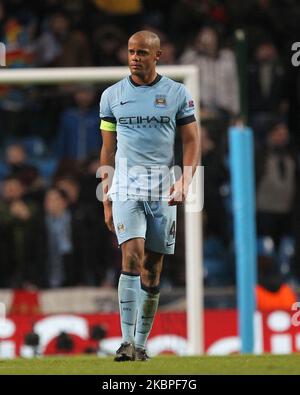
168, 180, 188, 206
104, 202, 115, 233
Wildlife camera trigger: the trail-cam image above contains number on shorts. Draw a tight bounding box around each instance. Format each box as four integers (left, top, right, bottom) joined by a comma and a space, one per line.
169, 220, 176, 238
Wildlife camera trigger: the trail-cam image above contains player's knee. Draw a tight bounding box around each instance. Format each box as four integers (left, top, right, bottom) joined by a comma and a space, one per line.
123, 250, 143, 273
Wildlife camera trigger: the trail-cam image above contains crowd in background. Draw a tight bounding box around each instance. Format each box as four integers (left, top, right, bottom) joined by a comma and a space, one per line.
0, 0, 300, 293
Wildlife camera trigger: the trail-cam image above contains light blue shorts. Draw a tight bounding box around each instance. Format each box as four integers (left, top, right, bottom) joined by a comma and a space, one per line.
112, 199, 177, 255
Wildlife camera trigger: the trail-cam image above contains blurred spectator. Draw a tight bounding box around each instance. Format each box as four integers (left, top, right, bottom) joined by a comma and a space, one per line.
6, 144, 37, 184
244, 0, 284, 52
54, 172, 110, 286
35, 11, 91, 67
92, 0, 142, 15
180, 26, 240, 121
116, 42, 129, 66
169, 0, 228, 50
79, 153, 100, 203
159, 39, 177, 65
61, 0, 92, 31
0, 176, 42, 288
43, 187, 74, 288
248, 40, 288, 139
5, 143, 45, 202
55, 85, 101, 161
256, 255, 297, 310
0, 0, 37, 136
91, 0, 143, 33
256, 121, 298, 249
92, 25, 125, 66
55, 175, 80, 207
0, 3, 36, 68
53, 176, 83, 278
81, 156, 112, 286
53, 158, 83, 182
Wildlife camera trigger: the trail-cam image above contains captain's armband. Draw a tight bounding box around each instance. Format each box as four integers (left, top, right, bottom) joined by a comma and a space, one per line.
100, 117, 117, 132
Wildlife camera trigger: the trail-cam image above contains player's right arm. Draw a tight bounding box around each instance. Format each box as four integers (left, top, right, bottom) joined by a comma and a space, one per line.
99, 88, 117, 233
100, 129, 116, 232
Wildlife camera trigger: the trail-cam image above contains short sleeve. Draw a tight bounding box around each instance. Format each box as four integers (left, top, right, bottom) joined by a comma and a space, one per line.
99, 89, 117, 131
176, 84, 196, 126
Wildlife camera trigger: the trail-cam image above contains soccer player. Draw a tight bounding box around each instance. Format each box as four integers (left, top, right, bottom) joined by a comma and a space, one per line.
99, 31, 200, 361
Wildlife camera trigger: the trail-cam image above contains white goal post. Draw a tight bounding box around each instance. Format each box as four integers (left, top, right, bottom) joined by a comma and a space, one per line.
0, 65, 203, 355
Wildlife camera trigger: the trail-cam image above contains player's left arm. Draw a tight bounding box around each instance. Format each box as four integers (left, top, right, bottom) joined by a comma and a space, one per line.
169, 121, 200, 205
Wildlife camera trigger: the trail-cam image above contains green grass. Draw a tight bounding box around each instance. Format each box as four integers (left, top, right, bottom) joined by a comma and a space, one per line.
0, 354, 300, 375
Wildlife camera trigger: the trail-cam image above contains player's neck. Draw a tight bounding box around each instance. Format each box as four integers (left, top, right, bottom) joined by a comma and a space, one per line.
130, 71, 158, 86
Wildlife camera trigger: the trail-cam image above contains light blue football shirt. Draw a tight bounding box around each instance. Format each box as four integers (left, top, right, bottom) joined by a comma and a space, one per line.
100, 74, 196, 199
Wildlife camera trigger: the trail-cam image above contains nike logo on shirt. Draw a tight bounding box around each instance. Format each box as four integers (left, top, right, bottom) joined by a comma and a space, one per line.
120, 300, 135, 304
120, 100, 135, 105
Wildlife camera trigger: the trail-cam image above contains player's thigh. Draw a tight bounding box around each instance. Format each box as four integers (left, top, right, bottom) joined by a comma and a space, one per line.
112, 199, 147, 245
145, 201, 177, 255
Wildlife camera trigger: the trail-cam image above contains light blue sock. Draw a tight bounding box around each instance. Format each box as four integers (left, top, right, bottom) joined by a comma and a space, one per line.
135, 287, 159, 349
118, 273, 141, 344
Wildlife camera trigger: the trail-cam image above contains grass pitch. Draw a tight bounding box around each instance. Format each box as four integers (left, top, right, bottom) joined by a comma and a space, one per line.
0, 354, 299, 375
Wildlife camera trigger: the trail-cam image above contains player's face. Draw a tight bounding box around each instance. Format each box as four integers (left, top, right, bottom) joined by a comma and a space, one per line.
128, 37, 160, 78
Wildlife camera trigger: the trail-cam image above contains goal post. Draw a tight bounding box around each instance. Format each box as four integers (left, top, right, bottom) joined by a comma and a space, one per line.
0, 65, 203, 355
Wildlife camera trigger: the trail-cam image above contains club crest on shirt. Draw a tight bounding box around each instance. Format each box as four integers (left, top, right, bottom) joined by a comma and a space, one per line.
117, 223, 125, 233
154, 95, 167, 108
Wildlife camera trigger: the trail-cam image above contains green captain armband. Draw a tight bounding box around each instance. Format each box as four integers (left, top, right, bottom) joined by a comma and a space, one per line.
100, 119, 117, 132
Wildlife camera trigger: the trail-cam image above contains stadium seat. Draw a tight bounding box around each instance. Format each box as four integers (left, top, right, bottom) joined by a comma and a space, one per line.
19, 136, 47, 158
204, 237, 224, 258
32, 158, 58, 183
0, 162, 9, 181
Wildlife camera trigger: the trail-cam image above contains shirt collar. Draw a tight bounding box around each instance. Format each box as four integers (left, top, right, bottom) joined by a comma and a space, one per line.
129, 74, 162, 87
